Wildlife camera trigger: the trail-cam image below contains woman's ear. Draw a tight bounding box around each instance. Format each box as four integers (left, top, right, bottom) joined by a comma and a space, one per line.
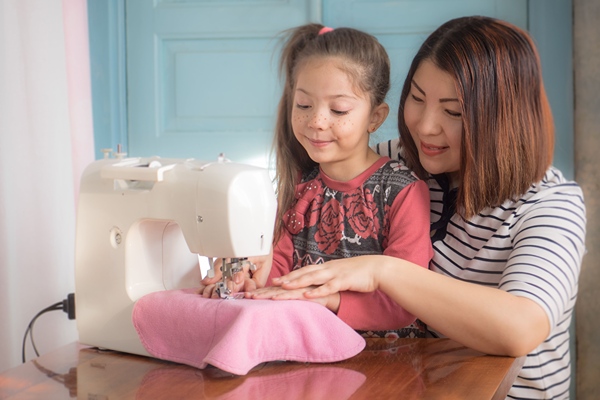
368, 103, 390, 133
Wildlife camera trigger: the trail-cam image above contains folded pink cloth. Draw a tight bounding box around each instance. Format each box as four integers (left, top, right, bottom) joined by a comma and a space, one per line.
132, 289, 366, 375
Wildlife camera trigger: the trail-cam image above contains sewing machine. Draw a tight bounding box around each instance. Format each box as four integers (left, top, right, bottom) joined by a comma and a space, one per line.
74, 152, 277, 356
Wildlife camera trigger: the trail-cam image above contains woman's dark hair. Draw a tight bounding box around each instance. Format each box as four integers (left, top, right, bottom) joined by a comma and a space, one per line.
398, 16, 554, 218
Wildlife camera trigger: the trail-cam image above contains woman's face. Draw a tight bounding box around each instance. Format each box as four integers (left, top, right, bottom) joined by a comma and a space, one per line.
404, 60, 463, 184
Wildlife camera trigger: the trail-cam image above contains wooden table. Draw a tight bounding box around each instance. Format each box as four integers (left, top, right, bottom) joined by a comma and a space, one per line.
0, 339, 524, 399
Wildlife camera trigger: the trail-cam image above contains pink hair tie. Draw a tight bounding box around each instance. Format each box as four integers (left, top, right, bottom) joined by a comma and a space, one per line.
318, 26, 334, 35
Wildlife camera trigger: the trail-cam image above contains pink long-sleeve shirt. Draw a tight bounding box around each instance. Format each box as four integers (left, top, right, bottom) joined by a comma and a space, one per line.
268, 157, 432, 333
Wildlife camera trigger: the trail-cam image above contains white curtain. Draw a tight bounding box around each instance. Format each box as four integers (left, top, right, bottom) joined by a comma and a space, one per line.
0, 0, 94, 372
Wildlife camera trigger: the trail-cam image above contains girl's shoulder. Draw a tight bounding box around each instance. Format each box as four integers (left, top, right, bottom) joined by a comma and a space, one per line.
373, 158, 421, 186
299, 165, 320, 183
372, 139, 421, 179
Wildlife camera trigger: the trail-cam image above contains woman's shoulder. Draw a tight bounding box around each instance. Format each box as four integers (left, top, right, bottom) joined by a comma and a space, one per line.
470, 166, 585, 230
525, 166, 585, 205
372, 138, 403, 161
512, 166, 586, 225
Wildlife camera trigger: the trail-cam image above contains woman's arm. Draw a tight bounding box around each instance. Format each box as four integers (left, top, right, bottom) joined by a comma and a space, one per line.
377, 258, 550, 356
277, 182, 587, 356
275, 256, 549, 356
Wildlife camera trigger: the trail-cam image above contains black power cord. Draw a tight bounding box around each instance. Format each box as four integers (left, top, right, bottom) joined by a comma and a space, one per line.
22, 293, 76, 363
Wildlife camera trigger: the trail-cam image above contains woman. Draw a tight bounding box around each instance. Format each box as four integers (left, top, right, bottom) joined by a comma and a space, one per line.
268, 16, 586, 399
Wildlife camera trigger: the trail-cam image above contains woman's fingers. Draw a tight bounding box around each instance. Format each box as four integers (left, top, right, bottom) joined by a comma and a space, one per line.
274, 256, 381, 295
273, 264, 331, 288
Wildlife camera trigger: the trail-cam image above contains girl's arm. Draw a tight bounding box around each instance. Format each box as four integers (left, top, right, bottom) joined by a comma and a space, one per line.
258, 179, 432, 329
251, 229, 343, 310
334, 179, 432, 330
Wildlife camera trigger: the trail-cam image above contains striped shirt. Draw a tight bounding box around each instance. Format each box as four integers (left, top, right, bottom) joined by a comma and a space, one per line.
375, 139, 586, 399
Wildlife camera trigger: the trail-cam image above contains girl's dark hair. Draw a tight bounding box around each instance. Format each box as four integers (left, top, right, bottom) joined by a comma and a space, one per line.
398, 16, 554, 218
273, 24, 390, 240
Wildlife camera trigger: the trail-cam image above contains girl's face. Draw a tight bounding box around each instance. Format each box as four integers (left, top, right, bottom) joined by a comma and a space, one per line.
404, 59, 463, 185
291, 57, 387, 181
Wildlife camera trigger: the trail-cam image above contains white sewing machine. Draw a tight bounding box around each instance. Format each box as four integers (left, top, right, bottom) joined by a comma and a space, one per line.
74, 152, 277, 356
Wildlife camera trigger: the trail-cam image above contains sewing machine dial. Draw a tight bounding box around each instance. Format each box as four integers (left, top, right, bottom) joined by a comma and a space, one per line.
109, 227, 123, 249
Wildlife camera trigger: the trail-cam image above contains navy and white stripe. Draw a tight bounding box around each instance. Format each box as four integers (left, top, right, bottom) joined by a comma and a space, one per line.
374, 139, 586, 399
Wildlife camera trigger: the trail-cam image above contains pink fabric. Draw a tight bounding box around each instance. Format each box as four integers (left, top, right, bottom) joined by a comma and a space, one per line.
133, 289, 366, 375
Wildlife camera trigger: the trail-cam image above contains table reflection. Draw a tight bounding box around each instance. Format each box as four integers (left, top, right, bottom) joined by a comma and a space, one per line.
21, 338, 520, 399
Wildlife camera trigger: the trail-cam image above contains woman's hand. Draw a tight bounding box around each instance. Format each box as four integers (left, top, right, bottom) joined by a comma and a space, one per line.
272, 256, 383, 298
248, 285, 340, 312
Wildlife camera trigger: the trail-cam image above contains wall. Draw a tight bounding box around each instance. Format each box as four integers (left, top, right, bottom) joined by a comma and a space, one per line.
0, 0, 93, 372
574, 0, 600, 398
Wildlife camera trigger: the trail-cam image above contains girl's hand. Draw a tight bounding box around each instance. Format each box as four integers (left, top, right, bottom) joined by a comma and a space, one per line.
197, 282, 222, 299
249, 285, 317, 300
272, 256, 383, 298
243, 250, 273, 291
197, 257, 244, 298
198, 249, 274, 297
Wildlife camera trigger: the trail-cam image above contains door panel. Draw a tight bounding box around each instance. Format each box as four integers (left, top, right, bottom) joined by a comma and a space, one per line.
323, 0, 526, 31
126, 0, 319, 167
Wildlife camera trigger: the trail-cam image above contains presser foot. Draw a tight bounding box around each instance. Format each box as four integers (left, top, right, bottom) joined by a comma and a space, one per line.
215, 282, 244, 300
214, 257, 253, 300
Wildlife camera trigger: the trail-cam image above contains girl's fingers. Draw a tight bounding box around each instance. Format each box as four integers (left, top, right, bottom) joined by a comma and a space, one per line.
302, 282, 337, 298
201, 274, 221, 285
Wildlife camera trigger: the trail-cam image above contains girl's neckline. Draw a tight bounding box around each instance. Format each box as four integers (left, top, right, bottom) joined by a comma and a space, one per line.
319, 156, 390, 192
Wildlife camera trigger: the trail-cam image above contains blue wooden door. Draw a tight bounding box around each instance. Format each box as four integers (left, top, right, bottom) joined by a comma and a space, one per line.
89, 1, 571, 176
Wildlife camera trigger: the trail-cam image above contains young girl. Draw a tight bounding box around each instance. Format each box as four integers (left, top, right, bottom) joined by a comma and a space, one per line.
248, 24, 433, 338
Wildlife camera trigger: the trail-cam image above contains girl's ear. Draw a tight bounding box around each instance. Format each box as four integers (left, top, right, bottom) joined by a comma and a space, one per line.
368, 103, 390, 133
